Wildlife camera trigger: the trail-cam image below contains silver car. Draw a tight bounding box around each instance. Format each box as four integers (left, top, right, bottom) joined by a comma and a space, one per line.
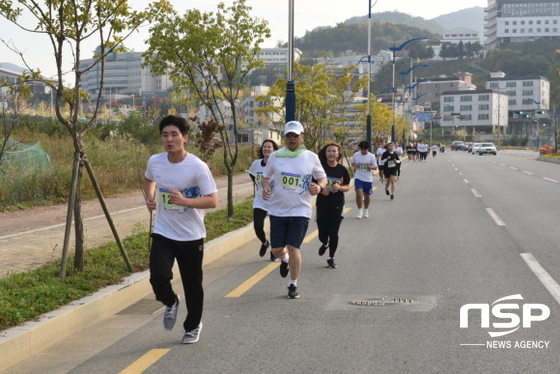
471, 143, 482, 154
478, 142, 497, 155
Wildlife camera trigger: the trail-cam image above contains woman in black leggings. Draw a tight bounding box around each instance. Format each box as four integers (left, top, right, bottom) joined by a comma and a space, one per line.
248, 139, 278, 261
316, 142, 350, 269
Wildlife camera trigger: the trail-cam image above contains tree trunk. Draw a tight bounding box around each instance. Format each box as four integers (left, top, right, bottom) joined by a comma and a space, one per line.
227, 167, 234, 218
73, 159, 85, 272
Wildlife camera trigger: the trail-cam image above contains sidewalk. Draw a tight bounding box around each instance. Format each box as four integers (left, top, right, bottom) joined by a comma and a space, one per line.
0, 173, 254, 277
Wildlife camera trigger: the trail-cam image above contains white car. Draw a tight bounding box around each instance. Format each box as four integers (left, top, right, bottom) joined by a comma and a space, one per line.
478, 143, 497, 155
471, 143, 482, 154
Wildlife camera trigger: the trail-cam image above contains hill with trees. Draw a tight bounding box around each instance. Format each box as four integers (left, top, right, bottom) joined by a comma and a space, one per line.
430, 7, 484, 36
343, 11, 445, 34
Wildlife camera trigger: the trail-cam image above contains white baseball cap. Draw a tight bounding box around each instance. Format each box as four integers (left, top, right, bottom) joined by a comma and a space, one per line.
284, 121, 304, 136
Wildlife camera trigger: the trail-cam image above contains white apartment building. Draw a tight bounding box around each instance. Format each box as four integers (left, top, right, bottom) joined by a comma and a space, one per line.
442, 28, 482, 45
79, 49, 172, 99
415, 72, 477, 112
253, 48, 302, 67
485, 71, 550, 112
485, 0, 560, 48
440, 89, 509, 134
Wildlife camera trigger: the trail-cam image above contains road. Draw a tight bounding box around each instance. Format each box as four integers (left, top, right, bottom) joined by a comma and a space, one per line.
4, 151, 560, 374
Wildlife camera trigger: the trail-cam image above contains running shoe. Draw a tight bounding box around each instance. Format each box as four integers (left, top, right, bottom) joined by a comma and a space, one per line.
280, 260, 289, 277
364, 209, 369, 218
287, 284, 299, 299
259, 241, 269, 257
318, 243, 328, 256
327, 258, 337, 269
163, 295, 180, 330
385, 189, 390, 195
356, 209, 363, 219
270, 251, 277, 262
181, 323, 203, 344
390, 194, 394, 200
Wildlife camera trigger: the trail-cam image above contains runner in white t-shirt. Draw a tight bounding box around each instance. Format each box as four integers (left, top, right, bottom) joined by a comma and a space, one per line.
394, 141, 404, 180
430, 144, 438, 158
376, 141, 387, 182
350, 141, 378, 219
261, 121, 326, 299
143, 115, 218, 344
417, 141, 429, 162
248, 139, 279, 261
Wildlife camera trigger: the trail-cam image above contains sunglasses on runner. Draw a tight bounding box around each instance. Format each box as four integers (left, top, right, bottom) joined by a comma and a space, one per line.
285, 133, 300, 138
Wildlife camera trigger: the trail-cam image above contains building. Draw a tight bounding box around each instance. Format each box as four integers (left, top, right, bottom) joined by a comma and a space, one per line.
253, 47, 302, 67
440, 89, 509, 134
414, 72, 477, 112
442, 28, 482, 45
79, 48, 172, 100
485, 71, 550, 112
485, 0, 560, 48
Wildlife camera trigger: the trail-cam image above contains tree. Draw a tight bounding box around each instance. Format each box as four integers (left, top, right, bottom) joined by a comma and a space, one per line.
144, 0, 270, 218
0, 0, 169, 276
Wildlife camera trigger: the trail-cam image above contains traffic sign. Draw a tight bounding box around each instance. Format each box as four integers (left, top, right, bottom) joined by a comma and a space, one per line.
414, 113, 434, 122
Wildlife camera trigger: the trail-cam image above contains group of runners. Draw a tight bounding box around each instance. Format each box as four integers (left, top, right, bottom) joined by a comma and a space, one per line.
142, 116, 407, 344
406, 141, 442, 162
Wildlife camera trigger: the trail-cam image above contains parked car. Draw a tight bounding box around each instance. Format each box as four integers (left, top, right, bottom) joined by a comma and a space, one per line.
451, 141, 466, 151
478, 143, 497, 155
471, 143, 482, 154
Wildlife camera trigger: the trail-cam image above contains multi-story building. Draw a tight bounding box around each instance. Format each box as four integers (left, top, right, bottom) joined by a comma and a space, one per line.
79, 48, 172, 99
442, 28, 482, 45
485, 0, 560, 48
250, 47, 302, 68
485, 71, 550, 112
440, 89, 509, 134
414, 72, 477, 112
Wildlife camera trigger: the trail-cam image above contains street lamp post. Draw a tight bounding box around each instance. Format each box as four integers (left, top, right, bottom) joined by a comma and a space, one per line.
365, 0, 378, 150
285, 0, 296, 122
389, 37, 428, 142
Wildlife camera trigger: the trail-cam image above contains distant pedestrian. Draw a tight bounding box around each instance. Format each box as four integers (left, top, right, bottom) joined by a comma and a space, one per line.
261, 121, 327, 299
394, 141, 404, 180
431, 143, 438, 158
417, 141, 429, 162
381, 142, 401, 200
143, 115, 218, 344
351, 140, 378, 219
316, 142, 350, 269
376, 141, 386, 182
248, 139, 279, 261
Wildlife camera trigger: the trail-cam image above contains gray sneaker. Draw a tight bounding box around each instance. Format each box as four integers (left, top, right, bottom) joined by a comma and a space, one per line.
181, 323, 203, 344
163, 296, 179, 330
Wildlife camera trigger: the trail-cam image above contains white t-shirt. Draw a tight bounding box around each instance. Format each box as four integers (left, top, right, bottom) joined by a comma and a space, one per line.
248, 159, 270, 211
376, 147, 386, 165
263, 148, 326, 219
430, 145, 438, 152
395, 146, 404, 156
351, 151, 377, 183
145, 152, 218, 241
417, 144, 429, 153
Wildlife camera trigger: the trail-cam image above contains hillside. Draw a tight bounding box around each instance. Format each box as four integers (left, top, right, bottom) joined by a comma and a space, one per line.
343, 11, 445, 35
430, 7, 484, 37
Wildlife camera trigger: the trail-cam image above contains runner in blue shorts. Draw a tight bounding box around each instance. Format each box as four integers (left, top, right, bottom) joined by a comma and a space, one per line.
350, 141, 378, 219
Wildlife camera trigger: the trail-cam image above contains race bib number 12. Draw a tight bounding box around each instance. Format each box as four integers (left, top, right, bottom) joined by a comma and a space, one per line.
159, 188, 183, 214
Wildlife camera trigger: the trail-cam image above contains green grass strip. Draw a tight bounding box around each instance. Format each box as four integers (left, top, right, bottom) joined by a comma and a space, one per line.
0, 199, 254, 331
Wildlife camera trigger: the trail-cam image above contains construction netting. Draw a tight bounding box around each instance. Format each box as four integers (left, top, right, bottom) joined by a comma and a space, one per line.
0, 138, 56, 205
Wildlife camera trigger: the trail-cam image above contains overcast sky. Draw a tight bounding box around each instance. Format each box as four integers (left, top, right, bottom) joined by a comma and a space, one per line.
0, 0, 487, 81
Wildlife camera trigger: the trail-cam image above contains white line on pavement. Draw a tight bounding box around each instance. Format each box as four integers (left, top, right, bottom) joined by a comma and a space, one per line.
458, 172, 463, 176
455, 168, 459, 171
463, 179, 469, 184
486, 208, 506, 226
471, 189, 482, 198
510, 167, 517, 170
543, 177, 559, 183
521, 253, 560, 306
499, 163, 506, 166
523, 171, 533, 175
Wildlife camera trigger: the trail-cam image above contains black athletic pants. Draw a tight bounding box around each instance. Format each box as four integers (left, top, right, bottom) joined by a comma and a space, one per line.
253, 207, 268, 244
317, 205, 344, 258
150, 233, 204, 332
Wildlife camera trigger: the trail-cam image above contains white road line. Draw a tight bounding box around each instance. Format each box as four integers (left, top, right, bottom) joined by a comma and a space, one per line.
523, 171, 533, 175
499, 163, 506, 166
510, 167, 517, 170
492, 161, 497, 163
471, 189, 481, 198
463, 179, 469, 184
543, 177, 559, 183
458, 172, 463, 176
486, 208, 506, 226
455, 168, 459, 171
521, 253, 560, 306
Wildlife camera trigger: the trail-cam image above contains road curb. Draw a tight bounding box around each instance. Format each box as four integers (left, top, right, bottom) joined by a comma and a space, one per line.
0, 221, 261, 372
537, 157, 560, 164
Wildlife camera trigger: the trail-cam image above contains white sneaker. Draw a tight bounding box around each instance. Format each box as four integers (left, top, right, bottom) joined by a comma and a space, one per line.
364, 209, 369, 218
356, 209, 363, 219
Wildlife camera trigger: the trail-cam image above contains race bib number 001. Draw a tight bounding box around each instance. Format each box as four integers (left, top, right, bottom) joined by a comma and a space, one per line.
280, 172, 301, 191
159, 188, 183, 214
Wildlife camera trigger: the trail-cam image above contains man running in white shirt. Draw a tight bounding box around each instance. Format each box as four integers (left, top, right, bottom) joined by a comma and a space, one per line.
261, 121, 326, 299
376, 141, 386, 182
350, 141, 378, 219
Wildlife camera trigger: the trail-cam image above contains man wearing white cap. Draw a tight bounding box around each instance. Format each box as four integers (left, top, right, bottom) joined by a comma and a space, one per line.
261, 121, 327, 299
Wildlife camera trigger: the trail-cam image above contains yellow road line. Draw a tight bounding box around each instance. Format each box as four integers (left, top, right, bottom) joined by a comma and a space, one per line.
225, 262, 280, 298
303, 229, 318, 243
118, 349, 170, 374
344, 208, 351, 214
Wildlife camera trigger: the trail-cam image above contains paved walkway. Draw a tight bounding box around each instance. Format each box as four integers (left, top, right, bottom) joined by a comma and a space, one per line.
0, 173, 254, 277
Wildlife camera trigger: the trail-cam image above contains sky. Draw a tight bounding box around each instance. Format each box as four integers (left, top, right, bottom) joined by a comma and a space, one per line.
0, 0, 487, 83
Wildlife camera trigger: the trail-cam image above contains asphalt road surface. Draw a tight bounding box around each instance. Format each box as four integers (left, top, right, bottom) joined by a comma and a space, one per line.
5, 151, 560, 374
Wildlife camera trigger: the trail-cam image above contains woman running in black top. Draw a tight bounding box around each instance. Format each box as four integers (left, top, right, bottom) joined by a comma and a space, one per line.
381, 142, 401, 200
316, 142, 350, 269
